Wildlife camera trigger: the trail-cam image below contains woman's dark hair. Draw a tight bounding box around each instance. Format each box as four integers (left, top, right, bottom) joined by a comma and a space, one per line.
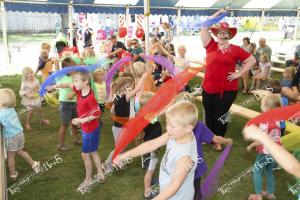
243, 37, 250, 45
62, 57, 75, 68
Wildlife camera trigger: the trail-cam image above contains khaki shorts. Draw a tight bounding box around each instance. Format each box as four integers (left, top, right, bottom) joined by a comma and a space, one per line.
5, 133, 25, 151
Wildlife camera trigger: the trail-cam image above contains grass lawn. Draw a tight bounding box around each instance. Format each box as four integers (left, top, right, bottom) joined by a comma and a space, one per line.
0, 72, 297, 200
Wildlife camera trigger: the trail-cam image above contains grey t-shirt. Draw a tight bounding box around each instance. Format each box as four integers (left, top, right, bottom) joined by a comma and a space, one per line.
159, 134, 198, 200
257, 45, 272, 60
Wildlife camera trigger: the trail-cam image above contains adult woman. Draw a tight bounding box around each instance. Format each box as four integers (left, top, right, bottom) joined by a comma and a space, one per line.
200, 9, 256, 150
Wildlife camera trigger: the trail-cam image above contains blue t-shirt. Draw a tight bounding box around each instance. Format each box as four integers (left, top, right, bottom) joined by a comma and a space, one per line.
193, 121, 214, 179
0, 108, 23, 138
280, 97, 288, 129
281, 79, 292, 88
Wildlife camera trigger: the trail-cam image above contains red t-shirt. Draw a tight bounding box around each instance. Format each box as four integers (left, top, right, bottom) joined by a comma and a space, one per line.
73, 86, 101, 133
256, 121, 282, 154
203, 39, 251, 94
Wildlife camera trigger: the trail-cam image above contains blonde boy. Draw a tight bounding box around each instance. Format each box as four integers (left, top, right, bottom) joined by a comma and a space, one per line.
114, 101, 198, 200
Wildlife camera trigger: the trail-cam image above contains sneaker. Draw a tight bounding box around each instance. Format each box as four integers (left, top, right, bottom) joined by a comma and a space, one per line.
32, 161, 41, 173
102, 162, 114, 175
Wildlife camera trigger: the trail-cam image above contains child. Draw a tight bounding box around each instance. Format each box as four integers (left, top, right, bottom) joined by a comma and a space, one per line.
173, 92, 233, 200
243, 124, 300, 179
281, 67, 296, 88
56, 57, 81, 151
19, 67, 49, 130
93, 69, 107, 113
139, 91, 163, 199
247, 94, 282, 200
0, 88, 40, 180
251, 54, 272, 90
47, 71, 105, 190
156, 43, 190, 74
35, 48, 59, 82
155, 69, 172, 87
102, 74, 146, 171
114, 101, 198, 200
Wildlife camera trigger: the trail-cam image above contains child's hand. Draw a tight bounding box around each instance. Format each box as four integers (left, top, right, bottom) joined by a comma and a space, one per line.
113, 154, 128, 165
46, 85, 55, 92
246, 145, 253, 152
72, 118, 83, 126
226, 138, 233, 146
243, 124, 263, 141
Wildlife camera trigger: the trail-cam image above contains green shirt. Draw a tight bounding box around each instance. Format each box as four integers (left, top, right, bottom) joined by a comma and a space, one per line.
57, 76, 76, 102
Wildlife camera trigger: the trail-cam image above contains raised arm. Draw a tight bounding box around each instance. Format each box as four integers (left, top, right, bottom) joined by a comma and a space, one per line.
244, 124, 300, 178
114, 133, 170, 163
200, 9, 226, 47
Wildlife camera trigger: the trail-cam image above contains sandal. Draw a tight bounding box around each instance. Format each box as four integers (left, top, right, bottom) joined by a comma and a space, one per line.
76, 181, 92, 192
266, 194, 276, 200
248, 194, 262, 200
32, 161, 41, 173
94, 173, 105, 183
40, 119, 50, 125
10, 171, 18, 180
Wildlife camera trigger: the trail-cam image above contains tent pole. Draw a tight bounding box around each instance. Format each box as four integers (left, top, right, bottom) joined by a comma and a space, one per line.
293, 9, 300, 42
144, 0, 150, 56
176, 7, 181, 44
68, 0, 74, 48
1, 0, 10, 66
125, 5, 130, 41
259, 9, 265, 34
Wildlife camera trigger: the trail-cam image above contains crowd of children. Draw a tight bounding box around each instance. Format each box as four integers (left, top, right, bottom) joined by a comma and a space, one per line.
1, 14, 300, 200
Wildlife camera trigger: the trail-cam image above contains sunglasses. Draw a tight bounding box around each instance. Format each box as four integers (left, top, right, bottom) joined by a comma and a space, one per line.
131, 42, 137, 45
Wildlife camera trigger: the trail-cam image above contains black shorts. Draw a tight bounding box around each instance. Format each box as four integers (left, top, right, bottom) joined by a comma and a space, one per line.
59, 102, 77, 125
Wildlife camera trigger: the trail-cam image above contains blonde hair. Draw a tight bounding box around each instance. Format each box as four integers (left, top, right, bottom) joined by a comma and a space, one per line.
22, 67, 34, 82
93, 69, 105, 82
73, 71, 91, 83
173, 92, 196, 105
130, 62, 148, 82
83, 47, 95, 58
115, 76, 134, 94
177, 45, 187, 52
139, 91, 155, 107
0, 88, 16, 108
261, 94, 281, 112
260, 53, 269, 62
284, 67, 296, 80
41, 43, 51, 51
166, 101, 198, 128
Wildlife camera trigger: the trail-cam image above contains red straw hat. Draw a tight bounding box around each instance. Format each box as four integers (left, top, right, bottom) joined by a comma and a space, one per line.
210, 22, 237, 40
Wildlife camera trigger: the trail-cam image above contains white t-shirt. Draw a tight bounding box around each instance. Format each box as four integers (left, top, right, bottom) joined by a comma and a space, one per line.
174, 57, 190, 74
159, 134, 198, 200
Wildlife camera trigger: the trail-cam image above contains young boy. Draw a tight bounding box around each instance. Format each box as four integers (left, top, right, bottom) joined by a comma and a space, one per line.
114, 101, 198, 200
139, 91, 163, 199
47, 71, 105, 190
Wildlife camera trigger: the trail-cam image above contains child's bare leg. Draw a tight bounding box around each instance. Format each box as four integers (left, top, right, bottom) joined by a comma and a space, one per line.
38, 108, 49, 124
256, 78, 261, 90
242, 72, 249, 92
144, 170, 155, 196
25, 109, 34, 129
91, 152, 105, 178
16, 149, 35, 166
57, 124, 68, 147
70, 123, 81, 143
81, 153, 93, 183
7, 151, 16, 175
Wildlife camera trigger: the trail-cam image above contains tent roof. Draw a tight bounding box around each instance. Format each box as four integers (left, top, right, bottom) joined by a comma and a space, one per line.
3, 0, 300, 16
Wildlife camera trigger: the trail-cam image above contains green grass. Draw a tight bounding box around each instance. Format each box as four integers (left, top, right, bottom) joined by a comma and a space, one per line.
0, 33, 56, 43
0, 74, 297, 200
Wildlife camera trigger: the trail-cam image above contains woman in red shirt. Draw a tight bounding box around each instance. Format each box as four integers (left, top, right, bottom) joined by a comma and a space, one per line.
200, 9, 256, 150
